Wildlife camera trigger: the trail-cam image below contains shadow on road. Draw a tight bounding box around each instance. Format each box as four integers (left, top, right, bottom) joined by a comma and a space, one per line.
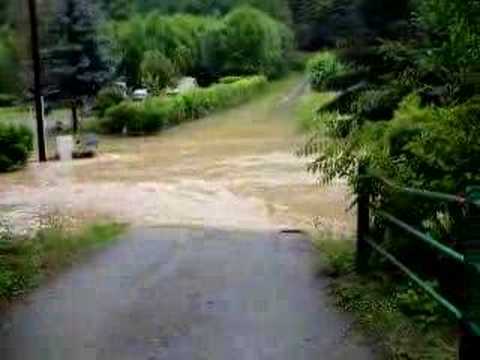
0, 226, 374, 360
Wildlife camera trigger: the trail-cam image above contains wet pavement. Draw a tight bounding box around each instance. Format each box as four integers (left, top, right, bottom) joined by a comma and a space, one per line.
0, 75, 353, 235
0, 227, 375, 360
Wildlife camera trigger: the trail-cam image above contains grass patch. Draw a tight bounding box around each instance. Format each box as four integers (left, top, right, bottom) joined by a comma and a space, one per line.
313, 235, 458, 360
0, 222, 126, 302
295, 92, 336, 132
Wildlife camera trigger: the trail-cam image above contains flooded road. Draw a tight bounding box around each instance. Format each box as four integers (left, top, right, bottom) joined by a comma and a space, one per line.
0, 76, 353, 234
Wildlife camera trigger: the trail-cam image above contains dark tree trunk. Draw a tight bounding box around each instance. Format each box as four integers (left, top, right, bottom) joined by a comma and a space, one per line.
71, 102, 79, 134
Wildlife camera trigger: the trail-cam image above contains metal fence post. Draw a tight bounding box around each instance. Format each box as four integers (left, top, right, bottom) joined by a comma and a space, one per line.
356, 164, 370, 272
459, 187, 480, 359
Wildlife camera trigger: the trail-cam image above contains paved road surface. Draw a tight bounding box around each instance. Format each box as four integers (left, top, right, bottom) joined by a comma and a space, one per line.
0, 227, 375, 359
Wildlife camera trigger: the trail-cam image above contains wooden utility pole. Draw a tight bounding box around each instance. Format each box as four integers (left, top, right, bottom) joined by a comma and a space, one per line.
27, 0, 47, 162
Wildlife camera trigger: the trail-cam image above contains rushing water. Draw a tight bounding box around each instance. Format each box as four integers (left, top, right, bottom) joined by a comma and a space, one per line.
0, 76, 354, 235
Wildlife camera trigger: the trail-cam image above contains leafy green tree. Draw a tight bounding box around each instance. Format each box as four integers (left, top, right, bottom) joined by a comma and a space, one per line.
205, 6, 293, 78
136, 0, 291, 21
110, 13, 215, 85
141, 50, 177, 94
414, 0, 480, 76
108, 16, 147, 86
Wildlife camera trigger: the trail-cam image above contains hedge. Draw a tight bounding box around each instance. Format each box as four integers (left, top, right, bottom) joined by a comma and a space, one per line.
101, 75, 268, 134
0, 123, 34, 172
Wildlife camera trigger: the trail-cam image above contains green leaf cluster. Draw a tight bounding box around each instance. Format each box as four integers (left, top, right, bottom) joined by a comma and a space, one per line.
0, 122, 33, 173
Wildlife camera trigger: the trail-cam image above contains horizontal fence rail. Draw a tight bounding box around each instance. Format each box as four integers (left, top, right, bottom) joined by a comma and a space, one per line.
362, 173, 480, 209
376, 210, 465, 263
356, 165, 479, 359
364, 236, 464, 320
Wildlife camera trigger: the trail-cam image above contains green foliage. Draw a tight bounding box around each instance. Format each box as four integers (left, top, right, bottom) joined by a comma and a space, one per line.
301, 91, 480, 194
110, 6, 293, 86
353, 87, 407, 121
414, 0, 480, 76
136, 0, 292, 22
99, 75, 268, 134
0, 123, 33, 173
0, 29, 21, 95
110, 13, 216, 86
200, 6, 294, 79
322, 112, 357, 138
315, 236, 457, 359
218, 6, 293, 78
94, 86, 126, 117
396, 282, 446, 328
313, 236, 355, 276
100, 0, 135, 20
0, 222, 125, 301
141, 50, 177, 94
102, 101, 145, 133
307, 52, 351, 91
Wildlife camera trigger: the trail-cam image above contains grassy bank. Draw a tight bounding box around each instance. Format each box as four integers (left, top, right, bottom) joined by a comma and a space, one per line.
314, 235, 458, 360
294, 91, 335, 132
0, 222, 126, 303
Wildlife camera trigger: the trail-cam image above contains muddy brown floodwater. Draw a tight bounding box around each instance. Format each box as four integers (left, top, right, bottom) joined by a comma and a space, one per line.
0, 76, 354, 235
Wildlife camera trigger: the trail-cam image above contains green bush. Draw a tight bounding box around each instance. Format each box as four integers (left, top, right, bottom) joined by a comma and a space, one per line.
94, 86, 126, 117
99, 75, 267, 134
193, 6, 293, 80
141, 50, 177, 94
0, 123, 33, 172
307, 52, 352, 91
322, 113, 358, 139
102, 102, 140, 134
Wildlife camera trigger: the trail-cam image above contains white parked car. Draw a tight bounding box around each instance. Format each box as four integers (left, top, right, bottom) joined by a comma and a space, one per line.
132, 88, 149, 101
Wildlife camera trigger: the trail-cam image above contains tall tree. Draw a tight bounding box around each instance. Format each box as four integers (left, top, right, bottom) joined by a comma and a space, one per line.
0, 28, 21, 95
44, 0, 115, 97
43, 0, 116, 129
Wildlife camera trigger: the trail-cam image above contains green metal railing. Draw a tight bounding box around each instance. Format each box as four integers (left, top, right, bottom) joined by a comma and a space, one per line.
356, 166, 480, 359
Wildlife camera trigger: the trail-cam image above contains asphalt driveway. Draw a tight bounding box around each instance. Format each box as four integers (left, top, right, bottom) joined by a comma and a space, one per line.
0, 227, 374, 360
